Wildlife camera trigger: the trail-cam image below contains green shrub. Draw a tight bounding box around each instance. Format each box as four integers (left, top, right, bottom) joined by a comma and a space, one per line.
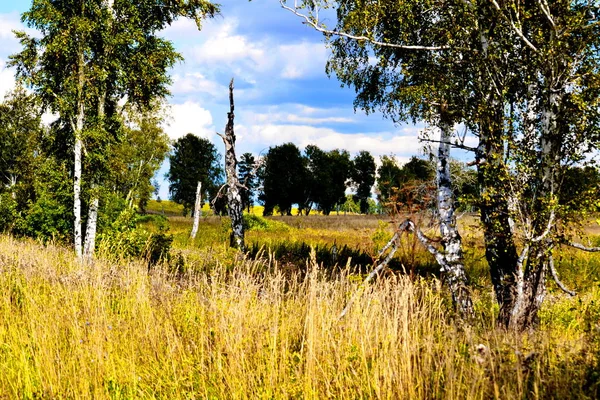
22, 159, 72, 242
0, 193, 19, 232
242, 214, 290, 232
98, 209, 173, 266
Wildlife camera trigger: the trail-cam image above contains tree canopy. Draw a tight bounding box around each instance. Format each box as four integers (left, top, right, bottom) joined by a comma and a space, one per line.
168, 134, 223, 215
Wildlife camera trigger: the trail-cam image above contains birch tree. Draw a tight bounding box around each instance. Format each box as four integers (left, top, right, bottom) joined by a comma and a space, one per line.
280, 0, 600, 328
281, 0, 475, 316
11, 0, 218, 261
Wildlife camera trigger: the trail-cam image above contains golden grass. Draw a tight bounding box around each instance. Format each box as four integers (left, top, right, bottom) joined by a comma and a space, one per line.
0, 236, 598, 399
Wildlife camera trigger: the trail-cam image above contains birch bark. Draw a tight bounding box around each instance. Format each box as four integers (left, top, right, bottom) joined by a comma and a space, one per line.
73, 48, 85, 260
190, 181, 202, 239
437, 116, 473, 316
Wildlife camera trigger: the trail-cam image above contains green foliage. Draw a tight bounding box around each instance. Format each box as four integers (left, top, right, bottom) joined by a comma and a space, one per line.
0, 194, 19, 233
22, 159, 73, 242
242, 214, 290, 232
260, 143, 307, 216
97, 208, 173, 266
168, 134, 223, 215
304, 145, 351, 215
376, 155, 403, 205
350, 150, 376, 214
238, 152, 257, 212
109, 115, 170, 212
0, 87, 42, 190
371, 220, 392, 254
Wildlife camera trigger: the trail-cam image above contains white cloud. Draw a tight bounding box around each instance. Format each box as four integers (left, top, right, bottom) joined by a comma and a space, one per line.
236, 123, 425, 157
191, 20, 268, 68
171, 72, 227, 97
162, 101, 215, 141
177, 18, 327, 85
279, 42, 328, 79
0, 13, 23, 41
0, 59, 16, 99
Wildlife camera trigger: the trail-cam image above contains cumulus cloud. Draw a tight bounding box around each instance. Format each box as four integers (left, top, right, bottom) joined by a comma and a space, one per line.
171, 72, 227, 97
237, 123, 425, 158
0, 13, 23, 41
162, 101, 215, 141
0, 59, 16, 99
173, 17, 328, 86
279, 42, 328, 79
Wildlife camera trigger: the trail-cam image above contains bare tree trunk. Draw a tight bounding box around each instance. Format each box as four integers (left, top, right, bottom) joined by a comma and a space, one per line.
221, 79, 245, 251
190, 181, 202, 239
437, 115, 473, 316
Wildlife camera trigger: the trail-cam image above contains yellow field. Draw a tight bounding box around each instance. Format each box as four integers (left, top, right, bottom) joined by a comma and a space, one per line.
0, 213, 599, 398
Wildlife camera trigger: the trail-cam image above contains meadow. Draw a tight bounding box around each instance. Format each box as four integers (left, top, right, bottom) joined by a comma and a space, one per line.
0, 201, 599, 399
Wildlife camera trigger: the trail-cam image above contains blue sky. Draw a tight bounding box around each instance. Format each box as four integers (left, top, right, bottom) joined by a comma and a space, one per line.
0, 0, 433, 200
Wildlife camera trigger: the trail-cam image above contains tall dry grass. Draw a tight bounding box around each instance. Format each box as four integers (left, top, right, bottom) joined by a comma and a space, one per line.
0, 235, 597, 399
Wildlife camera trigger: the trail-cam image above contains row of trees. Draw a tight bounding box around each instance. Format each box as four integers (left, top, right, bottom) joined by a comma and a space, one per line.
259, 144, 375, 216
167, 136, 479, 217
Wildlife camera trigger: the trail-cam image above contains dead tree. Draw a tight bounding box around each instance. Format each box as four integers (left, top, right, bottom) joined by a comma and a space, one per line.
218, 79, 245, 251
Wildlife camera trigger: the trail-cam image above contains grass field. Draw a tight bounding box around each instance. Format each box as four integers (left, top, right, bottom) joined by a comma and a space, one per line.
1, 207, 599, 398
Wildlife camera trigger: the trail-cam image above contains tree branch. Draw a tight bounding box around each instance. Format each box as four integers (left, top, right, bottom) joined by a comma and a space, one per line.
419, 138, 477, 152
279, 1, 451, 51
548, 254, 575, 296
490, 0, 538, 52
564, 241, 600, 252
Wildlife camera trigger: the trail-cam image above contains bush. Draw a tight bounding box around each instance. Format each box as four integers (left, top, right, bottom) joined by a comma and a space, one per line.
98, 209, 173, 267
242, 214, 290, 232
0, 193, 19, 233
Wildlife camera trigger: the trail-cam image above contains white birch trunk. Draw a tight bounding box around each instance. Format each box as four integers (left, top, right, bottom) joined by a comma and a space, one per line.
82, 90, 106, 262
190, 181, 202, 239
436, 118, 473, 316
73, 82, 84, 260
83, 196, 99, 263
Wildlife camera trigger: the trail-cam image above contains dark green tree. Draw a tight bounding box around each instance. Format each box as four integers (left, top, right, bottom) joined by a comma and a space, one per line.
376, 155, 402, 205
305, 145, 351, 215
350, 151, 376, 214
238, 152, 257, 212
260, 143, 307, 216
168, 134, 223, 215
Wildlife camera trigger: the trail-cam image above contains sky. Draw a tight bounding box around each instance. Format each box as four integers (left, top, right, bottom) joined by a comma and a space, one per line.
0, 0, 429, 200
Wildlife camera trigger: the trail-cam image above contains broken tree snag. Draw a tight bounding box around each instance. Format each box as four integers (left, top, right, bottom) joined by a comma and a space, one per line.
221, 78, 245, 251
190, 181, 202, 239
